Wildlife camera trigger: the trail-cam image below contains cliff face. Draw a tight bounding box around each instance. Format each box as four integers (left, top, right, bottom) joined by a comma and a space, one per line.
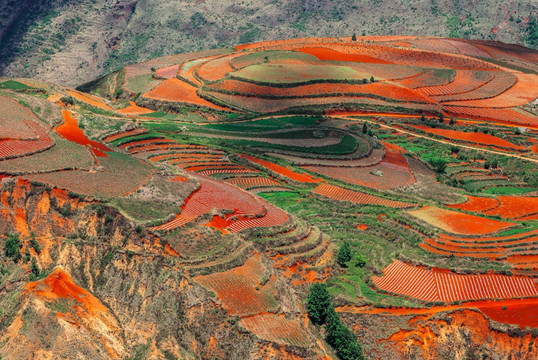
0, 179, 326, 359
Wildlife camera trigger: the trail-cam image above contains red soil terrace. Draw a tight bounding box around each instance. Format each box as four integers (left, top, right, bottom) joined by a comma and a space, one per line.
56, 110, 110, 157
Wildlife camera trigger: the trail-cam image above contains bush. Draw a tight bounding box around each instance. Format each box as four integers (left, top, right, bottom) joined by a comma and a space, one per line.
4, 234, 22, 262
355, 255, 366, 268
30, 233, 41, 254
307, 283, 331, 324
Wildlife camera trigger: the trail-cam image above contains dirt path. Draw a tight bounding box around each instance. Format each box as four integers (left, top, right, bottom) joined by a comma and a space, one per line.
332, 115, 538, 164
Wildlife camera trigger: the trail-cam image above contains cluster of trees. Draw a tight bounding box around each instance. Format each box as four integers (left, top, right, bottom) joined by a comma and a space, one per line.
4, 233, 43, 280
307, 283, 365, 360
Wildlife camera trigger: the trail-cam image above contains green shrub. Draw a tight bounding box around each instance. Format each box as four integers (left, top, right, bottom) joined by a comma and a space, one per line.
4, 234, 22, 262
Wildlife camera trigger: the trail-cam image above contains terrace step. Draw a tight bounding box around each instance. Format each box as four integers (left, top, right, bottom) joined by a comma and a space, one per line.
273, 235, 330, 268
253, 216, 310, 248
269, 226, 322, 256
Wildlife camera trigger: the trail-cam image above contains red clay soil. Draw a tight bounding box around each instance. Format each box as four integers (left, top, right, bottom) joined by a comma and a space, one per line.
239, 314, 311, 347
382, 309, 538, 359
25, 268, 107, 315
447, 195, 500, 212
155, 64, 179, 79
0, 120, 53, 160
65, 90, 114, 112
372, 259, 538, 303
193, 252, 278, 316
407, 206, 516, 235
408, 124, 524, 150
313, 183, 417, 208
102, 128, 149, 143
117, 101, 154, 115
208, 80, 435, 104
337, 297, 538, 329
56, 110, 110, 157
297, 46, 391, 64
445, 106, 538, 127
444, 73, 538, 108
484, 196, 538, 219
196, 55, 237, 82
143, 78, 231, 111
240, 154, 322, 183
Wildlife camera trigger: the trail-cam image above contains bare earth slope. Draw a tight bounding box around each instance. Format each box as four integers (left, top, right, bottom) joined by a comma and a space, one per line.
0, 0, 536, 86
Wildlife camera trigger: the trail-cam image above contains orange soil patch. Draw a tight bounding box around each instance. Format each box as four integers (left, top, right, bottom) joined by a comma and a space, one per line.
193, 253, 278, 316
408, 206, 516, 235
25, 268, 107, 315
444, 73, 538, 108
170, 175, 188, 182
56, 110, 110, 157
296, 46, 391, 64
302, 142, 415, 190
372, 259, 538, 302
196, 55, 237, 82
148, 175, 288, 232
65, 90, 114, 112
484, 196, 538, 219
155, 64, 179, 79
408, 124, 524, 150
239, 314, 310, 347
239, 154, 322, 183
102, 128, 149, 143
337, 297, 538, 329
313, 183, 417, 208
117, 101, 154, 115
357, 224, 368, 230
143, 78, 231, 111
447, 195, 500, 212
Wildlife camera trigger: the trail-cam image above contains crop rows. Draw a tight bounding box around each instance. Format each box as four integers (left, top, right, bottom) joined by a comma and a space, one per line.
239, 314, 310, 347
416, 70, 493, 96
0, 120, 53, 160
313, 183, 417, 208
224, 176, 281, 189
372, 260, 538, 302
150, 175, 268, 231
0, 96, 43, 140
228, 199, 289, 233
445, 106, 538, 126
436, 71, 516, 103
194, 253, 279, 315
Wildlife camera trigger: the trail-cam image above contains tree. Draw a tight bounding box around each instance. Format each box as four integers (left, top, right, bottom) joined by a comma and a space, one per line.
29, 257, 40, 281
420, 114, 426, 122
429, 158, 447, 174
352, 34, 357, 41
439, 113, 445, 123
325, 308, 365, 360
449, 116, 455, 125
4, 234, 21, 262
337, 242, 352, 267
362, 78, 367, 84
370, 76, 375, 83
306, 283, 331, 324
362, 123, 367, 134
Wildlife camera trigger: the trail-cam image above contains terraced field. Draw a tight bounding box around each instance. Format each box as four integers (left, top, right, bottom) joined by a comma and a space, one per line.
1, 36, 537, 360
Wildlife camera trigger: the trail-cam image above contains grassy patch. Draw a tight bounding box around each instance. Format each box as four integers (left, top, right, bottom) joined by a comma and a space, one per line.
0, 80, 33, 90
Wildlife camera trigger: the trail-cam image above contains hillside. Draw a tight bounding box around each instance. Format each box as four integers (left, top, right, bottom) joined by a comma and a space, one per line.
0, 0, 536, 86
0, 37, 537, 359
